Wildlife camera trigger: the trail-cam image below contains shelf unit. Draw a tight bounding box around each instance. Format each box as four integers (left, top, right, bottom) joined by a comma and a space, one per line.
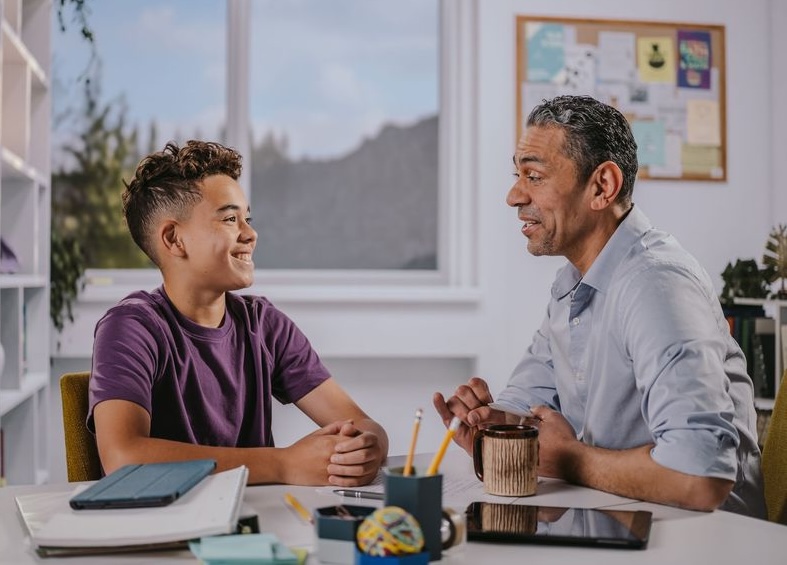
733, 297, 787, 411
0, 0, 50, 486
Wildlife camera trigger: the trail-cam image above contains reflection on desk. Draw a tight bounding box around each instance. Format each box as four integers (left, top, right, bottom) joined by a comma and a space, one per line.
2, 450, 786, 564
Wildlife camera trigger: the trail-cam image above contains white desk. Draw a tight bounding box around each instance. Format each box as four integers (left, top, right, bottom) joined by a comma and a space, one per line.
2, 451, 786, 564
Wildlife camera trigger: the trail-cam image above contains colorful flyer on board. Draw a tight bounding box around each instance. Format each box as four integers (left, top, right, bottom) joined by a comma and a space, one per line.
677, 30, 711, 89
637, 36, 675, 83
527, 22, 566, 82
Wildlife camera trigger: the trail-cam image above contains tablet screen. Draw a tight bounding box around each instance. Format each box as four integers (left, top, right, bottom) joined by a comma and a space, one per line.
465, 502, 652, 549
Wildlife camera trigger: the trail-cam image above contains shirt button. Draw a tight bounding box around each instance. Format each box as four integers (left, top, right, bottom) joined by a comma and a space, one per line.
572, 317, 580, 326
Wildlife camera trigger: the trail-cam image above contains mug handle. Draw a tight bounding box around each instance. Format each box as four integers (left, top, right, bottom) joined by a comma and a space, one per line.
472, 429, 484, 480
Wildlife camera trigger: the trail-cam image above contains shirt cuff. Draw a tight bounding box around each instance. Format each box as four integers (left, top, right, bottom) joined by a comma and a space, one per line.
650, 428, 737, 480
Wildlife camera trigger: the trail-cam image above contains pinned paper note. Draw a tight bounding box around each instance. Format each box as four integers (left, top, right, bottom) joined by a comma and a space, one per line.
637, 37, 676, 83
686, 99, 721, 146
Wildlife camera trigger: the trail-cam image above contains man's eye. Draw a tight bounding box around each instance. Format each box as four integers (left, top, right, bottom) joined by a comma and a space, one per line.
513, 172, 520, 178
526, 174, 542, 182
225, 216, 237, 223
245, 217, 253, 224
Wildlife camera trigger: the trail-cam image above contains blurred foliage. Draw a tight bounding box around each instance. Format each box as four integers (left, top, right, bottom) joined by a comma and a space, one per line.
50, 232, 84, 335
762, 224, 787, 299
720, 258, 772, 305
51, 76, 152, 333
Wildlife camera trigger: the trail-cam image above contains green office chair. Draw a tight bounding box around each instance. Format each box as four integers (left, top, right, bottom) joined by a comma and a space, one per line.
60, 371, 102, 482
762, 369, 787, 524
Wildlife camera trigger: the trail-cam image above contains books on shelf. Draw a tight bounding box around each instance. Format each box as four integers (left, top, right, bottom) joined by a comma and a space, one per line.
723, 304, 776, 398
15, 465, 249, 557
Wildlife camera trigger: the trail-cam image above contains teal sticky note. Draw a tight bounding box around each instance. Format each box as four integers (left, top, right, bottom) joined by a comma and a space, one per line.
189, 533, 300, 564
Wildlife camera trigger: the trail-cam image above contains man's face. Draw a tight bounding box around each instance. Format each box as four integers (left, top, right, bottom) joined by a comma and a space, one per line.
177, 174, 257, 292
506, 126, 597, 269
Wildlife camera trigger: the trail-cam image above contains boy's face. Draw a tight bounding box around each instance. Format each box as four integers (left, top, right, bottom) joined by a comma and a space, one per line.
177, 174, 256, 292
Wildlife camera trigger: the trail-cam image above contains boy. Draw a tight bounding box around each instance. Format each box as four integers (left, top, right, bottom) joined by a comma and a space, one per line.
89, 140, 388, 485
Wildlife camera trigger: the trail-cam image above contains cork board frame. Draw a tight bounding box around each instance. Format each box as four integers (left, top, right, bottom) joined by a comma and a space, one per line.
516, 16, 727, 181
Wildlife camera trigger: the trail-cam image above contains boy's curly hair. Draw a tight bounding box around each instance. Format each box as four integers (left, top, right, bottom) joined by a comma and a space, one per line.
122, 140, 242, 265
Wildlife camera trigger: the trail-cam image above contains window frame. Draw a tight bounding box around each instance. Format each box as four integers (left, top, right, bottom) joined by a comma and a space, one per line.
78, 0, 479, 305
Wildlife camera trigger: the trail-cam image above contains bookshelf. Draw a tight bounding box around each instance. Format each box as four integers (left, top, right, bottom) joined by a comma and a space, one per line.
732, 297, 787, 410
0, 0, 50, 485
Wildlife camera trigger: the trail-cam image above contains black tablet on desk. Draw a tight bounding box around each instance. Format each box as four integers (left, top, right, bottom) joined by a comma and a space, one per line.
465, 502, 653, 549
70, 459, 217, 510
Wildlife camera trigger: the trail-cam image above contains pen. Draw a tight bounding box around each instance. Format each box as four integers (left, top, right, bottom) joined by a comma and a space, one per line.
284, 493, 314, 524
333, 489, 386, 500
487, 402, 541, 423
426, 416, 461, 476
403, 408, 423, 476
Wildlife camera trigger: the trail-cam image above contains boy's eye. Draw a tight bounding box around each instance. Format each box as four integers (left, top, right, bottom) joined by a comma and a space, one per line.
225, 216, 237, 223
245, 217, 253, 224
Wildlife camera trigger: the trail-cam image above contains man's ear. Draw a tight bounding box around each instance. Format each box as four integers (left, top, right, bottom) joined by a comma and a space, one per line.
589, 161, 623, 211
160, 221, 186, 257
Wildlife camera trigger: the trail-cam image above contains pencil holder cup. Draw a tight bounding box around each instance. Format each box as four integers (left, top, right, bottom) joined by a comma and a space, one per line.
315, 504, 376, 565
384, 468, 443, 561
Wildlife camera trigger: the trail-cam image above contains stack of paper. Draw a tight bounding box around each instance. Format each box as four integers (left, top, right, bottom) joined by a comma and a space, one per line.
15, 465, 248, 557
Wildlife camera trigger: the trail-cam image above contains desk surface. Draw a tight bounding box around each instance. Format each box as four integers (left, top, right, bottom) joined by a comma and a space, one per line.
2, 450, 787, 564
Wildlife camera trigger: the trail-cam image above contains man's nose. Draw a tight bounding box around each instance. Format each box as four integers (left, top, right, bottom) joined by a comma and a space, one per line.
506, 181, 529, 208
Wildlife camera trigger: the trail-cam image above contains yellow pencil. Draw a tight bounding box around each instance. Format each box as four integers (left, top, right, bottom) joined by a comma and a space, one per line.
284, 493, 314, 524
403, 408, 423, 476
426, 416, 461, 476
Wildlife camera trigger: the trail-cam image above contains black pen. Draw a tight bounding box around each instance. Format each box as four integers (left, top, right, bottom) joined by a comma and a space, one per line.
333, 489, 385, 500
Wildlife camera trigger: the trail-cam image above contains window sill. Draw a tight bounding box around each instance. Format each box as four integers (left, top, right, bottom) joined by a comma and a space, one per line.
80, 270, 481, 306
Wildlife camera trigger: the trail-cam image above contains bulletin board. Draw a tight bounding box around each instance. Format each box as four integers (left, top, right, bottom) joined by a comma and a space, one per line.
516, 16, 727, 181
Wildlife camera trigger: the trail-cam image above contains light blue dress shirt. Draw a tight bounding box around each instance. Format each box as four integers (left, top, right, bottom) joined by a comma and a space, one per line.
497, 206, 766, 518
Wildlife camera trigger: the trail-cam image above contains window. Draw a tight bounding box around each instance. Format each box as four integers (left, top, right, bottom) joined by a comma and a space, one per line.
248, 0, 439, 271
52, 0, 476, 294
52, 1, 226, 269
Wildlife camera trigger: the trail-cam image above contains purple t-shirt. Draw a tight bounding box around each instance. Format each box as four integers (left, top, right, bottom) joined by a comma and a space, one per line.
88, 287, 330, 447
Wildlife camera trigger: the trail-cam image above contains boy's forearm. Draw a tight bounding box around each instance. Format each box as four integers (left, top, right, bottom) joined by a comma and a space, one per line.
98, 436, 287, 484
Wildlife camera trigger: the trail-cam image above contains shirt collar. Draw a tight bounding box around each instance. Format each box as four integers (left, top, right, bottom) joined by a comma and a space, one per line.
551, 204, 652, 300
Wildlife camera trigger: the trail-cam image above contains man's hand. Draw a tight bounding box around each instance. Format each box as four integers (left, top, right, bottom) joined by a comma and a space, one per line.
529, 405, 582, 480
327, 421, 386, 486
433, 377, 506, 455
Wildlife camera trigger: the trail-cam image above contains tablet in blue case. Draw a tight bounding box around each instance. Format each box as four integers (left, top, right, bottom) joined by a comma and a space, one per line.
70, 459, 217, 510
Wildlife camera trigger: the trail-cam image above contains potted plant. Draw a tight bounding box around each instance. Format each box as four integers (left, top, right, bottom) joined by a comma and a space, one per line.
720, 258, 770, 304
762, 223, 787, 300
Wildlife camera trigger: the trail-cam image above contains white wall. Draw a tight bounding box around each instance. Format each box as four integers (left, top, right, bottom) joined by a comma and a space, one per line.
771, 0, 787, 226
49, 0, 778, 483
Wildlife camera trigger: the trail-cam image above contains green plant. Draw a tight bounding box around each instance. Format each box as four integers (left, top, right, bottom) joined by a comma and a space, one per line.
762, 223, 787, 299
720, 258, 771, 304
50, 232, 85, 336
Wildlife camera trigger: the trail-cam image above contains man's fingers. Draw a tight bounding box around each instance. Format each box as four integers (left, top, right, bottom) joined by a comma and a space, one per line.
467, 377, 494, 404
432, 392, 456, 426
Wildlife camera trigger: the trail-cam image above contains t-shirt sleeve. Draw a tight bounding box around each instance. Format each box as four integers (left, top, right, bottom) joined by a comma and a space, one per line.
263, 304, 331, 404
88, 304, 161, 433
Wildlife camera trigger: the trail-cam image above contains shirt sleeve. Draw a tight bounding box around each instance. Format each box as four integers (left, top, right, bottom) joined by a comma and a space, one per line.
88, 304, 161, 432
620, 262, 740, 480
497, 305, 562, 413
264, 304, 331, 404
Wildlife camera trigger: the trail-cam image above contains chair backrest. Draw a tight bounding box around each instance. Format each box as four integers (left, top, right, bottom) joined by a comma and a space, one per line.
762, 369, 787, 524
60, 371, 102, 482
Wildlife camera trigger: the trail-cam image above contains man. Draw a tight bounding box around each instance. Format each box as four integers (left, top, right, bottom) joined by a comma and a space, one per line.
90, 140, 388, 486
434, 95, 765, 517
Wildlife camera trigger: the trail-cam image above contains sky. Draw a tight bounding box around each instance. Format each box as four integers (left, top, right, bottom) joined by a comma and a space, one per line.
52, 0, 438, 163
